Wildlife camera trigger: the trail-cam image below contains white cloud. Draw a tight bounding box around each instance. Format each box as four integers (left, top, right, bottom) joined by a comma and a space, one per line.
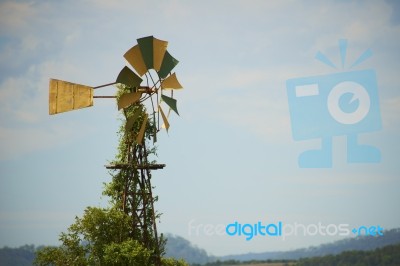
0, 56, 101, 160
0, 1, 38, 34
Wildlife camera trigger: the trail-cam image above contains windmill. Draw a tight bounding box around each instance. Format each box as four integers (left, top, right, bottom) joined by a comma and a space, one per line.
49, 36, 183, 265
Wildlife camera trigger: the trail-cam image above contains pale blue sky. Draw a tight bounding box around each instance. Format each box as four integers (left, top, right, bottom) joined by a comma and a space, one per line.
0, 0, 399, 256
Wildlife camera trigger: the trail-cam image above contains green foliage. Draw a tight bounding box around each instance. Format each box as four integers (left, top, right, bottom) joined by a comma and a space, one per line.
34, 207, 129, 265
161, 257, 188, 266
103, 239, 152, 265
35, 246, 78, 266
34, 207, 186, 265
35, 84, 186, 265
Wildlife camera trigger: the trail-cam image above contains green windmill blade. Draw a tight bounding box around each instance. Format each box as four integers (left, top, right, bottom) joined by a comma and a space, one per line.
137, 36, 154, 70
161, 94, 179, 116
116, 66, 142, 88
136, 36, 169, 73
137, 36, 169, 72
158, 51, 179, 79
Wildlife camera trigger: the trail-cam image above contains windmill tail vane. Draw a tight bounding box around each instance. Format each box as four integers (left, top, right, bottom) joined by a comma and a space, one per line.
48, 35, 183, 140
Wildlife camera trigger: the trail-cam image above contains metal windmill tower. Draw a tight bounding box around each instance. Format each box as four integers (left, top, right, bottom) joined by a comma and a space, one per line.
49, 36, 183, 265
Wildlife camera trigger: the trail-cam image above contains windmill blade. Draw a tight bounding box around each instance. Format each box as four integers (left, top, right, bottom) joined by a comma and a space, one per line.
124, 45, 147, 76
136, 113, 148, 145
158, 105, 170, 131
153, 37, 168, 71
161, 94, 179, 115
118, 92, 142, 110
161, 108, 171, 130
137, 36, 168, 71
161, 73, 183, 90
158, 51, 179, 79
137, 36, 154, 70
49, 79, 93, 115
116, 66, 142, 88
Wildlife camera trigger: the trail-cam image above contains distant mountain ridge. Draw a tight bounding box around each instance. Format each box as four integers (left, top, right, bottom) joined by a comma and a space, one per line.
1, 228, 400, 265
0, 245, 36, 266
295, 243, 400, 266
164, 234, 210, 264
219, 228, 400, 262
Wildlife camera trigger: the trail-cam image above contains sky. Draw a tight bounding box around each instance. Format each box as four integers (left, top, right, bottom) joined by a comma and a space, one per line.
0, 0, 399, 257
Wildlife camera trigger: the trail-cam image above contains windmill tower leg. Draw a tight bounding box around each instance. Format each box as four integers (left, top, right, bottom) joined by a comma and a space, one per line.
106, 140, 165, 266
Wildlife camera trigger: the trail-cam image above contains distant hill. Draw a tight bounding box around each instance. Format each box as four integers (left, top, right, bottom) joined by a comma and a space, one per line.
164, 234, 210, 264
220, 228, 400, 262
1, 229, 400, 265
0, 245, 36, 266
296, 243, 400, 266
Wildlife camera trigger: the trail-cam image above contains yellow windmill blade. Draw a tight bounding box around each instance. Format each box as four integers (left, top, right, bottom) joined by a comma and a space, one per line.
118, 92, 142, 110
158, 105, 170, 132
161, 73, 183, 90
49, 79, 93, 115
124, 45, 148, 77
136, 113, 148, 145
